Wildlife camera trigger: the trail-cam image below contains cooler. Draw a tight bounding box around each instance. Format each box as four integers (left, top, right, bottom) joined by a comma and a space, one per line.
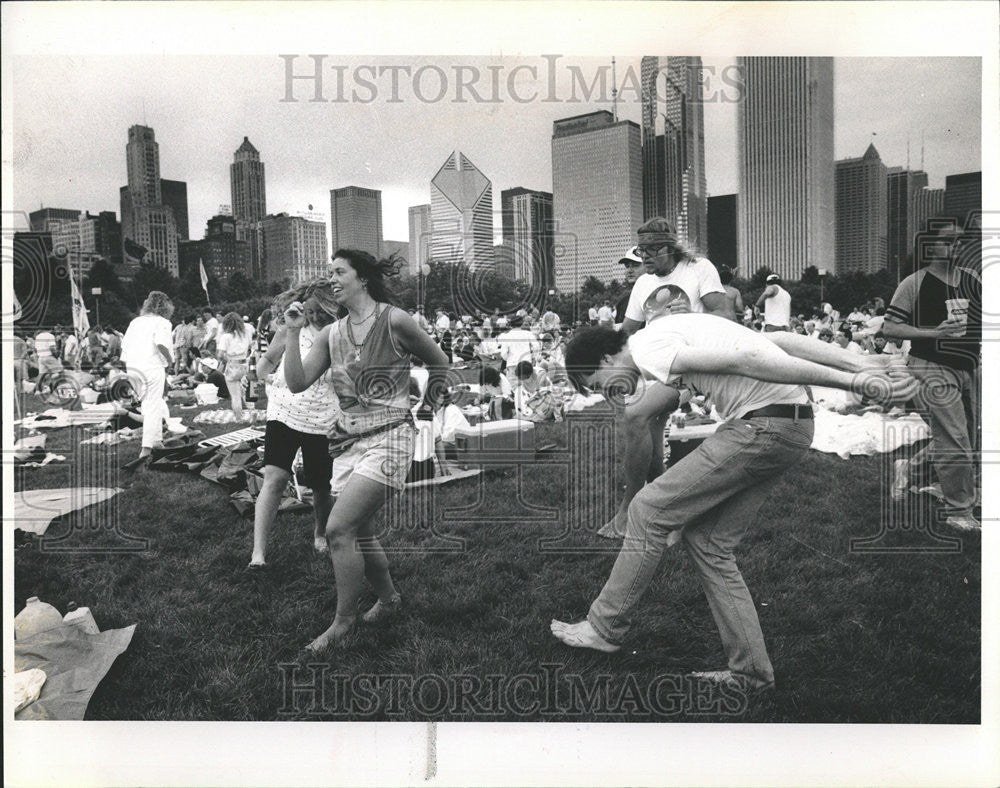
454, 419, 535, 464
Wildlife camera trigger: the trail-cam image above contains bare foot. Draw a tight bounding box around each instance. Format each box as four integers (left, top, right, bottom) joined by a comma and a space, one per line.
550, 619, 620, 653
596, 510, 627, 539
313, 535, 328, 554
305, 615, 356, 652
361, 594, 402, 624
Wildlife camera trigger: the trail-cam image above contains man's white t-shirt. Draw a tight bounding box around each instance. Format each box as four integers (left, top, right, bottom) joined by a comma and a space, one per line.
627, 313, 808, 420
763, 286, 792, 328
624, 258, 725, 324
122, 314, 172, 371
497, 328, 536, 370
35, 331, 57, 358
202, 317, 221, 344
435, 314, 450, 332
597, 305, 614, 323
62, 333, 80, 361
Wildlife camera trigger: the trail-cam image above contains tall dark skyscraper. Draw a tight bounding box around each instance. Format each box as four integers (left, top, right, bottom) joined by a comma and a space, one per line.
501, 187, 554, 287
886, 167, 928, 281
835, 144, 887, 274
944, 171, 982, 229
160, 179, 189, 241
230, 136, 267, 279
737, 57, 835, 279
640, 56, 707, 253
707, 194, 738, 271
330, 185, 383, 256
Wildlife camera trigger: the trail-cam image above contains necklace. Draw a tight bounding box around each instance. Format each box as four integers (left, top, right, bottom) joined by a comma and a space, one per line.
345, 304, 379, 361
348, 305, 377, 326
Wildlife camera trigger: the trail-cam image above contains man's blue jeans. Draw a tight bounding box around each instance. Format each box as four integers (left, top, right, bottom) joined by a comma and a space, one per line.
588, 415, 815, 685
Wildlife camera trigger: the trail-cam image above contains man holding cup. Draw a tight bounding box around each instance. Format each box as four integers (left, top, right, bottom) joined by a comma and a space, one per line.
883, 220, 982, 531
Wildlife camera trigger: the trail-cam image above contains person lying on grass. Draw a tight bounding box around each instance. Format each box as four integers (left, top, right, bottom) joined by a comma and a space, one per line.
551, 314, 917, 693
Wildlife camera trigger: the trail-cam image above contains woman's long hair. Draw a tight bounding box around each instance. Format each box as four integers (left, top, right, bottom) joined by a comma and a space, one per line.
140, 290, 174, 319
221, 312, 246, 337
274, 278, 341, 326
333, 248, 401, 306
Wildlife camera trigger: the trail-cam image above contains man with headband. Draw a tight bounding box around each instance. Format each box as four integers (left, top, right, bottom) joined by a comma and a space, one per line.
597, 217, 730, 539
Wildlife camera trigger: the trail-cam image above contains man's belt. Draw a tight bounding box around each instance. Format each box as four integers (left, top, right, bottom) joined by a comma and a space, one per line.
741, 404, 813, 420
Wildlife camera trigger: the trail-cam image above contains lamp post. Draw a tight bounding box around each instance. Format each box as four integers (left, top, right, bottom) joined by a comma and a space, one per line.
91, 287, 102, 327
818, 268, 827, 303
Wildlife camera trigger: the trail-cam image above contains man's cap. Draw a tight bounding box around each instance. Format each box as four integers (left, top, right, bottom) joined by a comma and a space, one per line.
766, 274, 781, 283
637, 217, 677, 246
199, 357, 220, 370
618, 246, 643, 265
242, 315, 250, 321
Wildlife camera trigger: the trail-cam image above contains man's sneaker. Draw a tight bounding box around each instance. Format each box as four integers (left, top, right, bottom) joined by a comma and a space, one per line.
946, 514, 981, 532
891, 459, 910, 501
688, 669, 774, 694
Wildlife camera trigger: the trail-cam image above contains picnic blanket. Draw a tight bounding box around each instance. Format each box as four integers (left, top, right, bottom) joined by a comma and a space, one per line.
14, 487, 124, 536
810, 409, 930, 459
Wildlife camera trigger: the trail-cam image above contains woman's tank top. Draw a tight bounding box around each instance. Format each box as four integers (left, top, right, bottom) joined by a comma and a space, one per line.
327, 304, 410, 412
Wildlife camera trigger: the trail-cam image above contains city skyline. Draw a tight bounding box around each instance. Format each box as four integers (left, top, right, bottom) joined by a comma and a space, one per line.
10, 55, 981, 253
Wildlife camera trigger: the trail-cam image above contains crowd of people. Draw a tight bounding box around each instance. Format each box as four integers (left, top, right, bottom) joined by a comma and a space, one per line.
13, 214, 980, 690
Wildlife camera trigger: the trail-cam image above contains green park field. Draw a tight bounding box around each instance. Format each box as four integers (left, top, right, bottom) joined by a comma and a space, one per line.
13, 397, 980, 723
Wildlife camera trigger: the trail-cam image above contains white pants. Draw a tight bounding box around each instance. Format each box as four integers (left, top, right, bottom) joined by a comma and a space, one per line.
130, 366, 169, 449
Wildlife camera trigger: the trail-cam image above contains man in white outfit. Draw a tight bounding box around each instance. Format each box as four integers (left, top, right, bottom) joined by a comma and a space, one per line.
756, 274, 792, 332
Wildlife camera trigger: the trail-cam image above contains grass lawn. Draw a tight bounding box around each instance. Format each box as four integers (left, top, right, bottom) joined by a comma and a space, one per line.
13, 397, 981, 722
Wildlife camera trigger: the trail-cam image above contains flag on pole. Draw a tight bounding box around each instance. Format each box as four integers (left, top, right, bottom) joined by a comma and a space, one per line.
70, 274, 90, 336
199, 258, 210, 302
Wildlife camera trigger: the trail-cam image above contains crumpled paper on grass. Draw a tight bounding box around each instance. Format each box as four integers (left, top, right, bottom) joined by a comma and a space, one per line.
14, 623, 136, 720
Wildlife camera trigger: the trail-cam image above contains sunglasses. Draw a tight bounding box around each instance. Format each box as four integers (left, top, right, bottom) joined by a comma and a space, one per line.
636, 243, 671, 257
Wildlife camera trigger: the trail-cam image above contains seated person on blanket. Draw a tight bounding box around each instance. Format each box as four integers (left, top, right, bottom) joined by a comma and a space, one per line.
551, 314, 914, 694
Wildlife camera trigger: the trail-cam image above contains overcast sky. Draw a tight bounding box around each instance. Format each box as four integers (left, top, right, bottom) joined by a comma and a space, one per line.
10, 53, 981, 246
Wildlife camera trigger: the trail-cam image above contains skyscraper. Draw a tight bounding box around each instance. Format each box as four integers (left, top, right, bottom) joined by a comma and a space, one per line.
501, 187, 554, 286
707, 194, 738, 271
178, 214, 251, 284
258, 213, 328, 284
330, 186, 383, 256
640, 56, 708, 252
551, 110, 643, 291
230, 137, 267, 279
835, 144, 888, 274
912, 187, 945, 237
944, 171, 982, 229
121, 124, 180, 276
430, 151, 494, 268
407, 204, 432, 276
160, 179, 189, 241
886, 167, 928, 281
737, 57, 835, 279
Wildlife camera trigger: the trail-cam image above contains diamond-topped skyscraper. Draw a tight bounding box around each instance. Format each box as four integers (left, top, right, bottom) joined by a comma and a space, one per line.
121, 125, 180, 275
737, 57, 835, 279
640, 57, 707, 253
430, 151, 494, 268
231, 136, 267, 279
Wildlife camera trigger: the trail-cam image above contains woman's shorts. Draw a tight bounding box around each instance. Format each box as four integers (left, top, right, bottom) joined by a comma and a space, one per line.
330, 421, 415, 495
263, 420, 333, 491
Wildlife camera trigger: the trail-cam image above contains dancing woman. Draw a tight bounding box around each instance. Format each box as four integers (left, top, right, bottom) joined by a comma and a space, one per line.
284, 249, 449, 651
248, 280, 342, 568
